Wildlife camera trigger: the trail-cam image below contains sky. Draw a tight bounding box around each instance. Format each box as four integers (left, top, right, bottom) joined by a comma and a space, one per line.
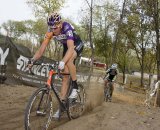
0, 0, 85, 26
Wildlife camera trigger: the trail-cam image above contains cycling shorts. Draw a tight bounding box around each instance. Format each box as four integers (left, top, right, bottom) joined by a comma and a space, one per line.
62, 41, 84, 57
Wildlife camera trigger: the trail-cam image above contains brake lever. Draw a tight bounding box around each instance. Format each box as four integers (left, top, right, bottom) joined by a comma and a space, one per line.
26, 63, 35, 75
29, 68, 35, 75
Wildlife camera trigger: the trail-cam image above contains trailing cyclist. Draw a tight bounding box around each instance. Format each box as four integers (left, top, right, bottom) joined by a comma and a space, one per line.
28, 12, 84, 118
104, 63, 119, 101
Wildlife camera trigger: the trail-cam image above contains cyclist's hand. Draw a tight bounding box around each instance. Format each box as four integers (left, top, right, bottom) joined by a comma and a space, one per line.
58, 61, 65, 70
27, 58, 34, 68
45, 32, 53, 39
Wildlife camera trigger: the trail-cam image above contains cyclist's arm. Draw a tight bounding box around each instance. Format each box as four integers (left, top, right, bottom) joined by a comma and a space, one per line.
112, 76, 117, 81
62, 39, 75, 63
103, 69, 110, 79
106, 69, 110, 74
61, 25, 75, 63
116, 69, 119, 75
33, 32, 53, 61
103, 74, 107, 80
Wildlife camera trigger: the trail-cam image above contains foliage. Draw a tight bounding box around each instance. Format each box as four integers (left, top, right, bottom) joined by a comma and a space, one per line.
27, 0, 65, 18
2, 20, 27, 40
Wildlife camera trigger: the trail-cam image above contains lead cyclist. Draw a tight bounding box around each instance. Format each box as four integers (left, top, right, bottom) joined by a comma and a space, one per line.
28, 12, 84, 118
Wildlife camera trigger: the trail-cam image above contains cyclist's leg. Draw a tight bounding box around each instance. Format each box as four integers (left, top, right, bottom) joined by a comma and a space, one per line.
61, 65, 70, 100
104, 79, 108, 89
66, 50, 79, 98
67, 42, 83, 85
53, 65, 70, 118
65, 43, 83, 99
66, 50, 77, 82
60, 44, 77, 99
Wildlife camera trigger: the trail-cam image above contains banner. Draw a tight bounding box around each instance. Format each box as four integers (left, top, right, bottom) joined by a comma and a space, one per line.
0, 35, 56, 87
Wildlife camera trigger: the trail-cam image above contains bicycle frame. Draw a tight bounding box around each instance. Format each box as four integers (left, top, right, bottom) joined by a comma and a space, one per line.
46, 65, 70, 111
104, 79, 113, 101
107, 80, 113, 88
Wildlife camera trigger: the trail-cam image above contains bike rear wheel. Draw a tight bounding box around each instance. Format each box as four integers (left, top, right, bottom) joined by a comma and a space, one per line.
67, 83, 86, 119
24, 86, 53, 130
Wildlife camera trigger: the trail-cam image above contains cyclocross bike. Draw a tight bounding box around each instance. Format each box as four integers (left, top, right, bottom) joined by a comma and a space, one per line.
24, 62, 86, 130
104, 79, 113, 102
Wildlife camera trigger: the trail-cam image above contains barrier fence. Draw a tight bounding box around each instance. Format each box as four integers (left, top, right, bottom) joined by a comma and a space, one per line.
0, 35, 56, 87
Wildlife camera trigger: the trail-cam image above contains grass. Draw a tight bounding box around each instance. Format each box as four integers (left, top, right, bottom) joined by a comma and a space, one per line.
116, 73, 150, 94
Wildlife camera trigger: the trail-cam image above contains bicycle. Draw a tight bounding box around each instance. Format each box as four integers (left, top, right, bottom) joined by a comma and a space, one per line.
104, 79, 113, 102
24, 61, 86, 130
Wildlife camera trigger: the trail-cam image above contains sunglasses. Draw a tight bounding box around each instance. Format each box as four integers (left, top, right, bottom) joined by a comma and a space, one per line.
48, 22, 61, 30
49, 25, 60, 31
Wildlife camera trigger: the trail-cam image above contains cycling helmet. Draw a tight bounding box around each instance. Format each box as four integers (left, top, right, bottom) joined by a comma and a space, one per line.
111, 63, 117, 69
47, 12, 61, 26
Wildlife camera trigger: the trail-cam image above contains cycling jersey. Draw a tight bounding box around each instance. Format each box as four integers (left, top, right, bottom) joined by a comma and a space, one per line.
105, 68, 118, 81
46, 21, 83, 56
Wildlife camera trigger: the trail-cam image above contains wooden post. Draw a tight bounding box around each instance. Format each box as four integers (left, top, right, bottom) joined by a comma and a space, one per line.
130, 81, 132, 88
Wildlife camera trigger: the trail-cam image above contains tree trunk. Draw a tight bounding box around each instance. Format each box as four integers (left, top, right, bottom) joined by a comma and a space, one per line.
153, 0, 160, 107
86, 0, 94, 86
112, 0, 126, 62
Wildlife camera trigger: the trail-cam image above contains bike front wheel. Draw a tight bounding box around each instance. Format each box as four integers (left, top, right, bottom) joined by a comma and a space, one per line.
24, 86, 52, 130
67, 83, 86, 119
104, 87, 111, 102
104, 83, 113, 102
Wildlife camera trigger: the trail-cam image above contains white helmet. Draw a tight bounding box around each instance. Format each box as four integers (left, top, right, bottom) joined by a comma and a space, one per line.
111, 63, 117, 69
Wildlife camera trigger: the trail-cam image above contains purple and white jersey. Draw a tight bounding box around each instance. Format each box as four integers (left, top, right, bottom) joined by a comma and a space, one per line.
48, 22, 80, 45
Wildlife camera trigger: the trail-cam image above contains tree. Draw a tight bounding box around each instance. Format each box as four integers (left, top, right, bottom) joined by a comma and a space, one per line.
112, 0, 127, 63
27, 0, 65, 18
121, 0, 157, 87
2, 20, 26, 40
2, 20, 16, 38
91, 1, 120, 65
143, 0, 160, 106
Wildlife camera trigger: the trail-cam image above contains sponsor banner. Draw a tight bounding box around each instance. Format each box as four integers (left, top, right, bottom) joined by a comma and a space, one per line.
0, 35, 56, 87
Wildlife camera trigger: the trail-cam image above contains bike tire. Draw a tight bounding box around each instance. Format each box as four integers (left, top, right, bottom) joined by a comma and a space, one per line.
104, 85, 111, 102
67, 83, 86, 119
24, 86, 53, 130
104, 87, 109, 102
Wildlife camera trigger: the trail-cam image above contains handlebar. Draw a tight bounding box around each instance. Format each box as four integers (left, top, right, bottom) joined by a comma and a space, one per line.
27, 61, 69, 77
32, 61, 59, 67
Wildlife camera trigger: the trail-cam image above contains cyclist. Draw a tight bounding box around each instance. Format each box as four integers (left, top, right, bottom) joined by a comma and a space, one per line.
104, 63, 118, 101
28, 12, 83, 118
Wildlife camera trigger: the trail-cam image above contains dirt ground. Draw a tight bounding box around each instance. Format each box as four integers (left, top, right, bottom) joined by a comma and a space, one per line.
0, 83, 160, 130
